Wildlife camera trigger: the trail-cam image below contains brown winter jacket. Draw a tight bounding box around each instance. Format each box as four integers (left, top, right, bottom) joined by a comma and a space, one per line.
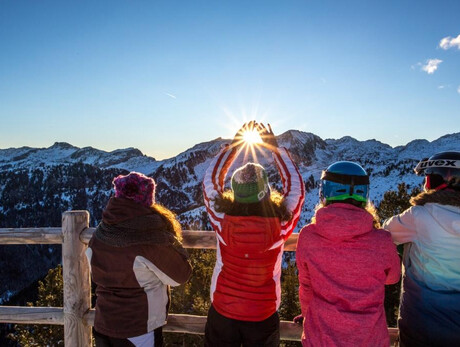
86, 197, 192, 339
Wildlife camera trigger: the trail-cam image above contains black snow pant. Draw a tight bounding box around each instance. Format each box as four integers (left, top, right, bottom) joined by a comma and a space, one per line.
205, 304, 280, 347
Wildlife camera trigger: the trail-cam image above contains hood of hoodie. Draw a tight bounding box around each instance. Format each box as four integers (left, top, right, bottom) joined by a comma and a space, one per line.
313, 203, 375, 242
102, 197, 156, 225
411, 189, 460, 208
411, 190, 460, 238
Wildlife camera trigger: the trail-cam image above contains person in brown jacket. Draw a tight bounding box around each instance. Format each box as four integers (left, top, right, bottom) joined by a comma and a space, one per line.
86, 171, 192, 347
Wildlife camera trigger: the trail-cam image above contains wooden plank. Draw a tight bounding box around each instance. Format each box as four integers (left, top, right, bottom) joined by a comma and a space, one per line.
82, 311, 399, 343
62, 211, 92, 347
164, 314, 207, 335
79, 227, 95, 244
284, 233, 298, 251
280, 320, 302, 341
3, 307, 399, 344
0, 227, 62, 244
86, 311, 300, 340
180, 230, 217, 249
83, 311, 208, 335
82, 308, 94, 326
81, 229, 300, 250
0, 306, 64, 325
0, 227, 301, 250
80, 229, 220, 248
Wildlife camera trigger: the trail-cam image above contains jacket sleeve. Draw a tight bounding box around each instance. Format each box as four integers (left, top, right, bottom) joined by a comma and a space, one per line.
382, 206, 419, 245
382, 231, 401, 285
273, 147, 305, 239
138, 243, 193, 286
202, 144, 239, 243
296, 227, 313, 317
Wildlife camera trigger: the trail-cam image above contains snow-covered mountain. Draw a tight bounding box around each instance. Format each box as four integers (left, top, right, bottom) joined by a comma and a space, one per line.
0, 131, 459, 303
1, 131, 459, 226
0, 142, 161, 173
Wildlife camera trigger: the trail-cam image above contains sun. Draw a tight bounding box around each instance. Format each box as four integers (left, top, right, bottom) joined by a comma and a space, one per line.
242, 129, 263, 145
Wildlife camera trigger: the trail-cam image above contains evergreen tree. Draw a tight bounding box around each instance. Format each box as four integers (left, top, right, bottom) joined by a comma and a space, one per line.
165, 248, 216, 346
279, 252, 302, 347
279, 253, 301, 321
378, 182, 420, 222
9, 266, 64, 346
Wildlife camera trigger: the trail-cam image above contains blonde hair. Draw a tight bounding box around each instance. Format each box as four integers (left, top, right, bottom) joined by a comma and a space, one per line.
151, 204, 183, 241
312, 200, 381, 228
213, 189, 292, 222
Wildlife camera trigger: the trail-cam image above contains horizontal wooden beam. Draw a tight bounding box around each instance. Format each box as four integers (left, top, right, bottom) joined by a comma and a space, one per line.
284, 232, 298, 251
0, 306, 64, 325
0, 228, 299, 251
0, 227, 62, 244
79, 227, 94, 244
0, 306, 398, 343
2, 307, 301, 341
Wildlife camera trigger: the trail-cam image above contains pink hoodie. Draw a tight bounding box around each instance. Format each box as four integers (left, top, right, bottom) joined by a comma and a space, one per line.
296, 203, 400, 347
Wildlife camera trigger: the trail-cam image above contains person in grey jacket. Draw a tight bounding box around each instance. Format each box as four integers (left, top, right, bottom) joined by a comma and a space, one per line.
86, 172, 192, 347
383, 151, 460, 347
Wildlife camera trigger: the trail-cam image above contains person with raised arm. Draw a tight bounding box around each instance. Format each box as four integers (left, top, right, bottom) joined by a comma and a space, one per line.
202, 121, 305, 346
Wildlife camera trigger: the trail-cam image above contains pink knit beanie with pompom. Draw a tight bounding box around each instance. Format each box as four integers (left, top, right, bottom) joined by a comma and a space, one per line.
112, 172, 156, 207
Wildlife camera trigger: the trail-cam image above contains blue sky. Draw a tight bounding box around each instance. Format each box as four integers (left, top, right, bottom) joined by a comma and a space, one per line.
1, 1, 459, 160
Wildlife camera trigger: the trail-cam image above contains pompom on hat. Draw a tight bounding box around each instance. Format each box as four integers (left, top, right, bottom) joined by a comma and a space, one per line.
112, 172, 156, 207
231, 163, 270, 204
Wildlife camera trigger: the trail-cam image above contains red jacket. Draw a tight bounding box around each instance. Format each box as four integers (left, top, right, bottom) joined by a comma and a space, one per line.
296, 203, 400, 347
203, 146, 305, 321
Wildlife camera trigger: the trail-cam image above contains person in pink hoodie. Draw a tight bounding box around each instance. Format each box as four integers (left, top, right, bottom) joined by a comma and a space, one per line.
296, 161, 401, 347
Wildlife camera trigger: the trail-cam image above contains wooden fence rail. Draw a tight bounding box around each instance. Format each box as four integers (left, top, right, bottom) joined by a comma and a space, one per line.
0, 210, 398, 345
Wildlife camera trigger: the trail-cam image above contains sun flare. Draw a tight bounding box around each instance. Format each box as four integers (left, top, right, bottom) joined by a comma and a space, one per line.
242, 129, 263, 145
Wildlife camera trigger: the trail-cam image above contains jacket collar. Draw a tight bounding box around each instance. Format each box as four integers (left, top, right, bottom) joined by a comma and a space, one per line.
411, 189, 460, 208
102, 197, 154, 225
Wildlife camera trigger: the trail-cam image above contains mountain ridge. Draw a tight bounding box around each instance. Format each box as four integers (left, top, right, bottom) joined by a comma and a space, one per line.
3, 131, 459, 172
1, 130, 459, 220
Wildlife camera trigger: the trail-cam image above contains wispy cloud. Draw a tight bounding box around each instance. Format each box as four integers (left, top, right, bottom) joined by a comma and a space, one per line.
439, 34, 460, 50
438, 85, 445, 89
421, 59, 442, 74
457, 85, 460, 94
165, 92, 177, 99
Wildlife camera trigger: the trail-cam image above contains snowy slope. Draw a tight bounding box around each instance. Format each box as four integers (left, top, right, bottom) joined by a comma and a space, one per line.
154, 131, 459, 229
0, 142, 161, 174
1, 131, 459, 229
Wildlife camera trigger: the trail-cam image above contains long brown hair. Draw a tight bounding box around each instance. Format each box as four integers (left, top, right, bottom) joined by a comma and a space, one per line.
213, 189, 292, 222
312, 200, 381, 228
151, 204, 183, 241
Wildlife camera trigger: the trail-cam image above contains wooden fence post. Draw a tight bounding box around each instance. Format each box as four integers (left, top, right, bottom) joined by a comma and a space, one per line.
62, 211, 92, 346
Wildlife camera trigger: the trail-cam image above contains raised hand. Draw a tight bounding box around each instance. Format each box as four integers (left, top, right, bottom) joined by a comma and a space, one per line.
257, 122, 278, 149
231, 121, 258, 146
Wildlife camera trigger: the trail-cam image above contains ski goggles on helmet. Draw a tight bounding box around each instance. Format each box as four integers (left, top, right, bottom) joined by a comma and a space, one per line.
414, 158, 460, 175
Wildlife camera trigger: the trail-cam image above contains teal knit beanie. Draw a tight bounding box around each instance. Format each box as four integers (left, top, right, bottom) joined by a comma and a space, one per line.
231, 163, 270, 203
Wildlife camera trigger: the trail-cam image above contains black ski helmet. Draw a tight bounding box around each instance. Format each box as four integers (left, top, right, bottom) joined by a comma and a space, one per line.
414, 151, 460, 191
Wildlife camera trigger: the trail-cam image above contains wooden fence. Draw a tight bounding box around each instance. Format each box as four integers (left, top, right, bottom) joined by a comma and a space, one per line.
0, 210, 398, 346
